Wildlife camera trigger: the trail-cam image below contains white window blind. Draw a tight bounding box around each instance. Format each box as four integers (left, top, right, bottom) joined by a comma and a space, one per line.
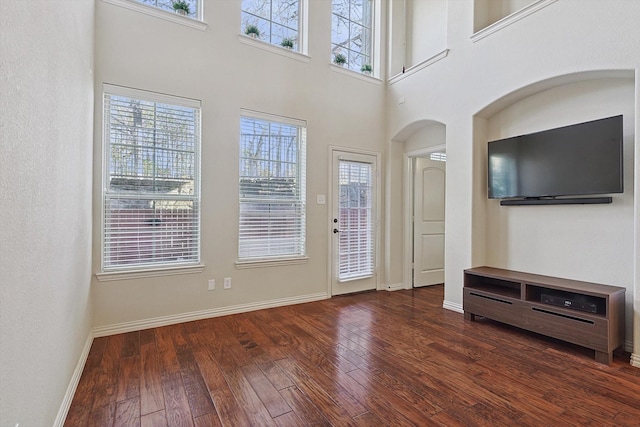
241, 0, 301, 50
331, 0, 373, 73
338, 160, 374, 280
103, 86, 201, 271
239, 114, 306, 261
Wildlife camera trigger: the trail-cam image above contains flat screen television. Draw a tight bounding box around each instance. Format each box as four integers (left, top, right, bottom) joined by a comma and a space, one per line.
487, 115, 623, 205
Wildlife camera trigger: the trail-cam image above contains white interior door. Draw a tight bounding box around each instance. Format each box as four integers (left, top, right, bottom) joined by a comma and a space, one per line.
331, 150, 378, 296
413, 156, 445, 287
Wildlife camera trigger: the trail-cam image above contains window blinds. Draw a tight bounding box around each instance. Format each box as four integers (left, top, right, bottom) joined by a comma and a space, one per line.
239, 115, 306, 260
338, 160, 374, 280
103, 88, 200, 270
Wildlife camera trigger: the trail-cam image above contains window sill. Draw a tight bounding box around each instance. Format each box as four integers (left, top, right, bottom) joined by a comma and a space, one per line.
235, 256, 309, 269
330, 65, 382, 85
471, 0, 557, 43
96, 264, 205, 282
238, 35, 311, 63
102, 0, 208, 31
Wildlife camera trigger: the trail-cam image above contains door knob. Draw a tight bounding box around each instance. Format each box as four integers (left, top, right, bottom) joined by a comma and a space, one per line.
333, 228, 340, 233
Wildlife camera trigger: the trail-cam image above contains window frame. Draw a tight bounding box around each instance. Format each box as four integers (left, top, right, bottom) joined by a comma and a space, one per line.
240, 0, 307, 54
330, 0, 377, 75
99, 84, 202, 276
101, 0, 207, 31
237, 110, 307, 266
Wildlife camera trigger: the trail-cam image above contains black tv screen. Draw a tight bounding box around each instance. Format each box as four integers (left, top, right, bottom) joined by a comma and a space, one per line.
488, 115, 623, 200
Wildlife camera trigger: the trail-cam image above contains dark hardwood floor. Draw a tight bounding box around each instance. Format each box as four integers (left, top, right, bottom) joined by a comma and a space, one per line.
65, 285, 640, 426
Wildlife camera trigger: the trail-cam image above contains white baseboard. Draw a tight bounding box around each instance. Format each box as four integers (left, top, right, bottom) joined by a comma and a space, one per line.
443, 299, 464, 313
385, 283, 404, 291
93, 292, 329, 337
631, 352, 640, 368
54, 331, 94, 427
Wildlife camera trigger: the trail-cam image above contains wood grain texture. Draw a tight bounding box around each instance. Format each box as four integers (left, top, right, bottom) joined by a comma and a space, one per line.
66, 286, 640, 426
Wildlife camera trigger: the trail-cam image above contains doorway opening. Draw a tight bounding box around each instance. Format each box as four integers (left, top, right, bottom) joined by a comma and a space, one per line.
405, 146, 446, 288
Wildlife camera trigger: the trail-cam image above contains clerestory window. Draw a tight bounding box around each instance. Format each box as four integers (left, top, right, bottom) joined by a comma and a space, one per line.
241, 0, 302, 51
331, 0, 374, 74
239, 112, 307, 262
135, 0, 200, 19
102, 85, 201, 271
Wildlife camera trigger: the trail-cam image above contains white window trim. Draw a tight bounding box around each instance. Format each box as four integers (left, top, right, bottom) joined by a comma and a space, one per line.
238, 109, 307, 265
96, 264, 205, 282
238, 34, 311, 64
102, 0, 208, 31
240, 109, 307, 128
330, 64, 383, 85
235, 256, 309, 269
100, 84, 203, 277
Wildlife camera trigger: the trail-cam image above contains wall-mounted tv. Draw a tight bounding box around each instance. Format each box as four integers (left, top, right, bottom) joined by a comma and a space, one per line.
487, 115, 623, 205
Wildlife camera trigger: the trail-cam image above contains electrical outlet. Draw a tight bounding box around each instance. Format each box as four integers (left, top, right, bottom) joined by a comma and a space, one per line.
224, 277, 231, 289
208, 279, 215, 291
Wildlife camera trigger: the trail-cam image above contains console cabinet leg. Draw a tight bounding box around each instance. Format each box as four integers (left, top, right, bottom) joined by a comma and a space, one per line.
464, 312, 475, 321
595, 350, 612, 365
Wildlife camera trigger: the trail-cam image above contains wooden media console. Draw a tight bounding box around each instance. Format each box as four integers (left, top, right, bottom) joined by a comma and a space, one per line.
463, 266, 625, 364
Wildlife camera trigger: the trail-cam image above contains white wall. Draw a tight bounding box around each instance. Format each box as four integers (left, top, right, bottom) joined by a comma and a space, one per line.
0, 1, 95, 425
406, 0, 447, 67
386, 0, 640, 358
92, 0, 387, 328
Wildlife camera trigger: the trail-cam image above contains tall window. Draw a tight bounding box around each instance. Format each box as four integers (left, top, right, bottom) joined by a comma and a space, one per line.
331, 0, 373, 73
241, 0, 301, 50
102, 85, 201, 271
239, 113, 306, 261
136, 0, 200, 18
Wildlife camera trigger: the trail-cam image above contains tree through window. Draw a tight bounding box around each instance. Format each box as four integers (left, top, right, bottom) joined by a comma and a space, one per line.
239, 113, 306, 261
102, 85, 201, 271
241, 0, 301, 51
331, 0, 373, 73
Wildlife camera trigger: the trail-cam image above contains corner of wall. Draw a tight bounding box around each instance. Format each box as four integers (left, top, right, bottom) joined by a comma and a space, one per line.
53, 331, 95, 427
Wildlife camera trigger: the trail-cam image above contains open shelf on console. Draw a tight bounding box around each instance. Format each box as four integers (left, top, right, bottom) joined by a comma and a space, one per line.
464, 271, 521, 299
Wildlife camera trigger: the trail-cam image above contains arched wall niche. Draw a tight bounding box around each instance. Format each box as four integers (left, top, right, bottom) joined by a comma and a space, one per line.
472, 71, 635, 350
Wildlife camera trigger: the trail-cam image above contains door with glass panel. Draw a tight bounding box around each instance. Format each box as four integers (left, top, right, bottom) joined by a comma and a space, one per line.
331, 150, 378, 296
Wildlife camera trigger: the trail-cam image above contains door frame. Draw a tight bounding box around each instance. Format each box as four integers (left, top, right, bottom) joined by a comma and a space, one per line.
327, 146, 382, 297
403, 144, 446, 290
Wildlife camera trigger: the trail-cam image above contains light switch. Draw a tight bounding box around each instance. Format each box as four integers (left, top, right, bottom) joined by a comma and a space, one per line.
317, 194, 326, 205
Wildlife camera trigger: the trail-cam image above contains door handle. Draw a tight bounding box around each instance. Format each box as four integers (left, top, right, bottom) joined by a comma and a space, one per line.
333, 228, 340, 234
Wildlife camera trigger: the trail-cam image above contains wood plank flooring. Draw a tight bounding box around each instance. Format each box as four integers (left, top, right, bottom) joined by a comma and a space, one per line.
65, 285, 640, 426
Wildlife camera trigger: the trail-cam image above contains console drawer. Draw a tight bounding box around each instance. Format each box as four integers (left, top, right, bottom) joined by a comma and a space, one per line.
463, 288, 523, 328
522, 303, 609, 352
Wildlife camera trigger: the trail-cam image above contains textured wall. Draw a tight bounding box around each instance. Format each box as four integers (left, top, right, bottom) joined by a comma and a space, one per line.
0, 1, 94, 425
